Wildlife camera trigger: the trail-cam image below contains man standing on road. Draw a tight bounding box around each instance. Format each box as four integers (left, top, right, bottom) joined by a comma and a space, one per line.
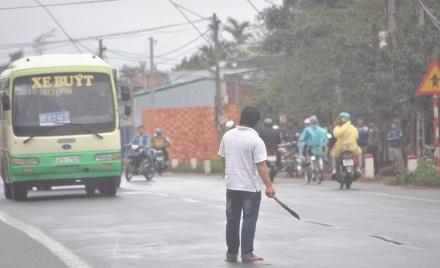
387, 119, 403, 175
218, 106, 276, 263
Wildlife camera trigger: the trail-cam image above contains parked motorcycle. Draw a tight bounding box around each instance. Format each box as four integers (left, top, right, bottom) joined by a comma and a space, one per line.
334, 151, 358, 189
152, 149, 166, 175
278, 142, 301, 178
125, 144, 154, 181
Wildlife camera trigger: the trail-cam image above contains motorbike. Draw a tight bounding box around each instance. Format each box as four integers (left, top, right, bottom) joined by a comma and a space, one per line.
125, 144, 155, 181
278, 141, 301, 178
334, 151, 358, 189
304, 152, 324, 184
267, 148, 278, 182
152, 149, 166, 175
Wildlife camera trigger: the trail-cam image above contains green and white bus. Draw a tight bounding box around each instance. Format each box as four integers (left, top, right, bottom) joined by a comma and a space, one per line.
0, 54, 122, 200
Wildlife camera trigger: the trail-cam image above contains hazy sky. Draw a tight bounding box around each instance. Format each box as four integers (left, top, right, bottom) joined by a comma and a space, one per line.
0, 0, 280, 70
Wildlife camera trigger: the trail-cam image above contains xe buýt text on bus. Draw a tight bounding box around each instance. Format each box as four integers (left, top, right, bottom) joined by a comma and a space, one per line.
0, 54, 122, 200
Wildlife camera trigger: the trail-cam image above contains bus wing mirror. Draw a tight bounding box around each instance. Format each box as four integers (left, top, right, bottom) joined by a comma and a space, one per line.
124, 105, 132, 116
2, 94, 10, 111
120, 86, 131, 101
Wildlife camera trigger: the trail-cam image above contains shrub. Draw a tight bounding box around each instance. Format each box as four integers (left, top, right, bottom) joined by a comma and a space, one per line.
392, 161, 440, 187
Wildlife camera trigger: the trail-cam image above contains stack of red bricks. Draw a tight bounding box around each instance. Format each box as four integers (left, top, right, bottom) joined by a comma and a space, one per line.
143, 105, 239, 163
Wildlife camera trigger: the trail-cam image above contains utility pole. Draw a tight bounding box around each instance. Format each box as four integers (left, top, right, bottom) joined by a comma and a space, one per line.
98, 39, 106, 58
418, 1, 425, 26
149, 37, 155, 72
149, 37, 156, 109
212, 13, 223, 140
385, 0, 397, 48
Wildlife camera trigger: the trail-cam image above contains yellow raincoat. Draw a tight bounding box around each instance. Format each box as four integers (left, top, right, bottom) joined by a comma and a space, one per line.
332, 121, 362, 159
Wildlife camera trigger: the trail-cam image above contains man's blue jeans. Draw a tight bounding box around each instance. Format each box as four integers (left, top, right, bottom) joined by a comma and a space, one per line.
226, 189, 261, 257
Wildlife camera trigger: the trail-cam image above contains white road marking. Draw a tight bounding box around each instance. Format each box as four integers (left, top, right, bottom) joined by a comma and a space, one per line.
155, 193, 169, 197
0, 209, 91, 268
361, 191, 440, 204
118, 191, 152, 196
181, 198, 201, 203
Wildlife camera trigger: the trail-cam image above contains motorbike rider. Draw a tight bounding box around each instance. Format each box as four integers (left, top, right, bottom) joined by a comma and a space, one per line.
331, 112, 362, 177
259, 118, 282, 167
131, 125, 153, 165
299, 116, 328, 159
150, 128, 171, 164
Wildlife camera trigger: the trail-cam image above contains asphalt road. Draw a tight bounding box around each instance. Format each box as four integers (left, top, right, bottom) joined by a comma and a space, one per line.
0, 174, 439, 268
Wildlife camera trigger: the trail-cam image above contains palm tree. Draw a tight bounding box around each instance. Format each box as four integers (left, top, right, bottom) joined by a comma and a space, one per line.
223, 18, 252, 46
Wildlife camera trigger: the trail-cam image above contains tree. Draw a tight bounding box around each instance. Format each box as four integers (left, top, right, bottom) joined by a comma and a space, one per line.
249, 0, 440, 155
32, 29, 57, 55
0, 50, 24, 74
174, 17, 251, 70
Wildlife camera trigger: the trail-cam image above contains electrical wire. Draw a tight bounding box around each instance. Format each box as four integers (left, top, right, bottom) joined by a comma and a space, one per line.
0, 0, 129, 11
168, 1, 207, 19
33, 0, 82, 53
246, 0, 261, 13
156, 29, 209, 57
0, 19, 208, 50
418, 0, 440, 32
168, 0, 211, 45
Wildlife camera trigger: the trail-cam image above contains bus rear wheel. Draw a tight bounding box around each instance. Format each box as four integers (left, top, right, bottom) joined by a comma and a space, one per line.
11, 182, 28, 201
4, 183, 12, 199
98, 179, 116, 196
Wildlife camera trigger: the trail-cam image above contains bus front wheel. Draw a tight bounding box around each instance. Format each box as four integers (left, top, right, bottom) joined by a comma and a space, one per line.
11, 182, 27, 201
98, 179, 116, 196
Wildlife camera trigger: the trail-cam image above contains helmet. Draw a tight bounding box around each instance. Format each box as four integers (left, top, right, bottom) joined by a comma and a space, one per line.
272, 124, 280, 130
309, 115, 318, 125
225, 120, 235, 130
155, 128, 162, 135
264, 118, 273, 127
338, 112, 351, 121
304, 118, 311, 125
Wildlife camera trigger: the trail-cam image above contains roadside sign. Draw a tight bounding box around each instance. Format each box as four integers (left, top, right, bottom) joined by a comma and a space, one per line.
416, 60, 440, 95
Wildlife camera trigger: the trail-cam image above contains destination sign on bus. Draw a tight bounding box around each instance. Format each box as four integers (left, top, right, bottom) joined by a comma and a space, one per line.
31, 74, 95, 89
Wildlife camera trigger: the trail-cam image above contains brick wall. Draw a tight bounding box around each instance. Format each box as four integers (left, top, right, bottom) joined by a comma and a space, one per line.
142, 105, 239, 163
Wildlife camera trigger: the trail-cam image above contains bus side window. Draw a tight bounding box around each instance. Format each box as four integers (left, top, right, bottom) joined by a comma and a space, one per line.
0, 80, 3, 120
0, 79, 6, 120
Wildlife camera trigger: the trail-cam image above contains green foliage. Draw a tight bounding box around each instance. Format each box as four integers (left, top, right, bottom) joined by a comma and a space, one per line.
251, 0, 440, 129
174, 17, 252, 71
0, 50, 24, 74
392, 161, 440, 187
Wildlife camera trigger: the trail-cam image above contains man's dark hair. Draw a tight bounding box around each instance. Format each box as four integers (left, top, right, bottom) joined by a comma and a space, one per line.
239, 106, 261, 127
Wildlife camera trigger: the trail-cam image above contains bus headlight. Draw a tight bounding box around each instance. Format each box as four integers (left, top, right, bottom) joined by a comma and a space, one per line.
11, 157, 39, 166
95, 152, 121, 161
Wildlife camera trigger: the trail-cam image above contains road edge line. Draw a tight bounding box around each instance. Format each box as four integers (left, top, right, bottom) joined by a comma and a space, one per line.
0, 209, 91, 268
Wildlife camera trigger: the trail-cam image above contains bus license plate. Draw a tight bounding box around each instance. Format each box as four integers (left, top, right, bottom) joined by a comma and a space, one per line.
55, 156, 79, 164
343, 159, 354, 167
267, 155, 277, 162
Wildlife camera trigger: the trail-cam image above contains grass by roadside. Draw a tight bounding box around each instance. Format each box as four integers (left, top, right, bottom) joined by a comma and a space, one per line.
169, 156, 223, 175
387, 161, 440, 188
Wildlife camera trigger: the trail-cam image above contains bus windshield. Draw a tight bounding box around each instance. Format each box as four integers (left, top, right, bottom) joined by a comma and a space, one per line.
13, 72, 115, 137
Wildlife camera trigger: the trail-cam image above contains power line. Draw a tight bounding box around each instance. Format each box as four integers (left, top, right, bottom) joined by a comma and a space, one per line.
0, 19, 208, 50
169, 1, 207, 19
246, 0, 261, 13
33, 0, 82, 53
168, 0, 211, 45
0, 0, 128, 11
418, 0, 440, 32
156, 29, 209, 57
